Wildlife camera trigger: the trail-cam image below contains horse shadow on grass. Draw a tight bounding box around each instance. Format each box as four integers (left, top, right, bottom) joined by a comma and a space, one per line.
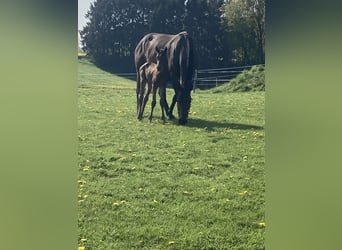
186, 118, 264, 131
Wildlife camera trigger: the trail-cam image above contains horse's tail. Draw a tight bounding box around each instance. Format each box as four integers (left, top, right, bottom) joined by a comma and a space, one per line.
179, 32, 194, 91
186, 34, 195, 90
134, 34, 151, 113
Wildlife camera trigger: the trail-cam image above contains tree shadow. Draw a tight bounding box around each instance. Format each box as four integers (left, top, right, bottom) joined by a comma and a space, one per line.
186, 118, 264, 131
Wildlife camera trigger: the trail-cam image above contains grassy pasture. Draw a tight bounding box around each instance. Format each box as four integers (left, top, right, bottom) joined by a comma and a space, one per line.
78, 59, 265, 249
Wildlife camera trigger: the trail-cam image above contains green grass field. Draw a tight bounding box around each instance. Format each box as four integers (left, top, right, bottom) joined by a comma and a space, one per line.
78, 59, 265, 249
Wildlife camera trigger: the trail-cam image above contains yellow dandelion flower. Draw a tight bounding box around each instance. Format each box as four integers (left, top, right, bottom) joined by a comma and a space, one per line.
258, 222, 266, 227
78, 247, 85, 250
168, 240, 175, 245
112, 202, 120, 207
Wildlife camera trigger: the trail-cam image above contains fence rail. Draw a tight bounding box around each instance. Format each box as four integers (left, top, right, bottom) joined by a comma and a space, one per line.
79, 64, 264, 90
193, 64, 264, 90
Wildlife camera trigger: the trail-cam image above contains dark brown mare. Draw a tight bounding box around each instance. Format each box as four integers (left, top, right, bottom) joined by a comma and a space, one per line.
137, 47, 169, 122
134, 31, 195, 125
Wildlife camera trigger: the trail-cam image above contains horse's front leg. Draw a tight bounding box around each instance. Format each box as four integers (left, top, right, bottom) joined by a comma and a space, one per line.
167, 90, 178, 120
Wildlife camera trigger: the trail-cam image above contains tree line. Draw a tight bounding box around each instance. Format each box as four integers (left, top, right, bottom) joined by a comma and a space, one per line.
80, 0, 265, 73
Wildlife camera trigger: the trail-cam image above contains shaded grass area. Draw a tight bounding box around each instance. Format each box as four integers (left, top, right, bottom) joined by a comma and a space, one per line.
78, 60, 265, 249
78, 58, 134, 88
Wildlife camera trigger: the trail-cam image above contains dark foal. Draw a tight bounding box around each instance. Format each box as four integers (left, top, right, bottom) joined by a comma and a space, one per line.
137, 47, 169, 122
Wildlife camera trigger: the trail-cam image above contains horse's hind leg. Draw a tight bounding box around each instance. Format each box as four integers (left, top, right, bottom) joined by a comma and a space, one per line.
136, 71, 142, 116
137, 77, 146, 120
136, 79, 139, 115
137, 93, 143, 120
140, 83, 152, 120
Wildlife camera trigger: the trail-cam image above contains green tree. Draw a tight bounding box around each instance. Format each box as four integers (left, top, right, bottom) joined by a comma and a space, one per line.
80, 0, 261, 72
184, 0, 229, 68
145, 0, 186, 33
80, 0, 149, 72
223, 0, 265, 65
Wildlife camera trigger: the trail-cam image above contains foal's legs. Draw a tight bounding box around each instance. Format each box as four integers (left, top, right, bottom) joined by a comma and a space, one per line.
140, 82, 152, 120
148, 84, 158, 122
159, 85, 168, 122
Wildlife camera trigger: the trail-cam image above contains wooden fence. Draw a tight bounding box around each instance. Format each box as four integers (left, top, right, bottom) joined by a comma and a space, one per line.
105, 64, 265, 90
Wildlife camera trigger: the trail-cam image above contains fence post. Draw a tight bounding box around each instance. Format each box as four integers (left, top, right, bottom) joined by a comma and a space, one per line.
193, 69, 198, 93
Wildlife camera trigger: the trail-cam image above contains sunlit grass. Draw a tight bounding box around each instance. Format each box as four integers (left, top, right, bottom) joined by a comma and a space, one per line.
78, 60, 265, 249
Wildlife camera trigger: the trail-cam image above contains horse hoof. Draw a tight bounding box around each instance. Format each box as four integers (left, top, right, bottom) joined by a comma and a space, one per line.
178, 118, 187, 125
168, 114, 176, 120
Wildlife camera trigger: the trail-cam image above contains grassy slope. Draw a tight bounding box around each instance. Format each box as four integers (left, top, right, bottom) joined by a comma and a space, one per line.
78, 59, 265, 249
209, 65, 265, 93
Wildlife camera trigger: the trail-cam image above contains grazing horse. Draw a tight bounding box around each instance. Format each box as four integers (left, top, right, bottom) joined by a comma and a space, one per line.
135, 31, 195, 125
137, 47, 169, 122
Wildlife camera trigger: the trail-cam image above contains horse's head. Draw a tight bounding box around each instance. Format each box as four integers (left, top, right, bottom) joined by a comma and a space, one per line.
177, 88, 192, 125
155, 47, 168, 72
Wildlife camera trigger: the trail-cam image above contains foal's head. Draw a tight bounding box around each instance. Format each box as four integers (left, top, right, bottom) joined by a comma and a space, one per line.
155, 47, 168, 72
